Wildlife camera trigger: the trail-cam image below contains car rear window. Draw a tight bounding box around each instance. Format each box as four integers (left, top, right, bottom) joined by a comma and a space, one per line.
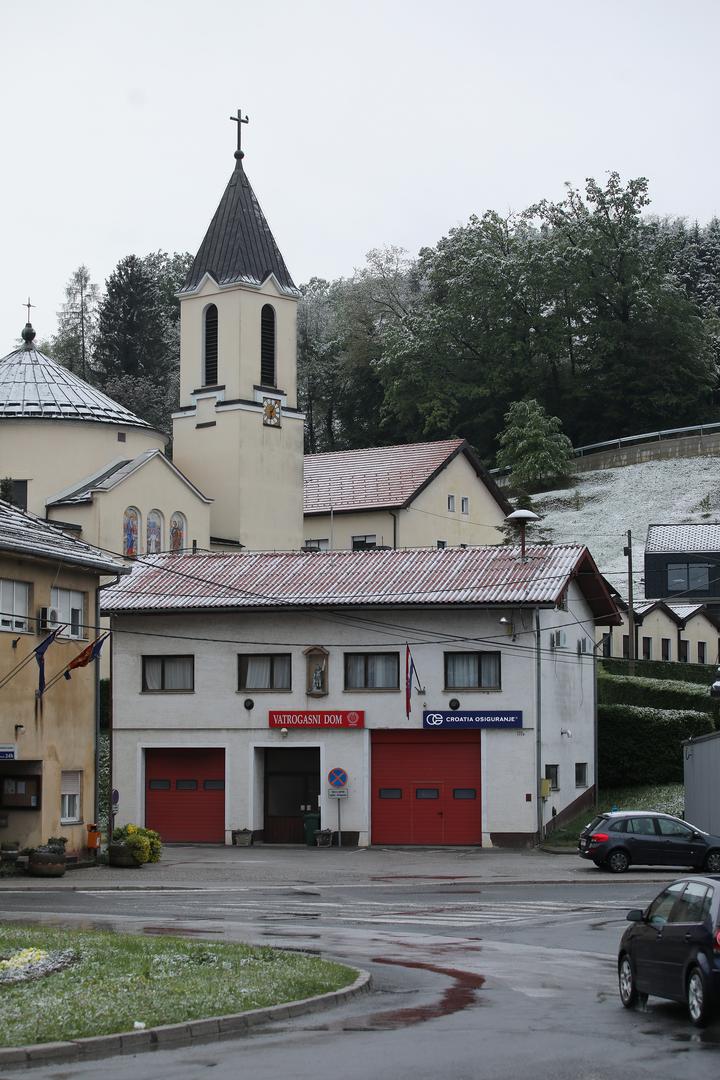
583, 816, 607, 833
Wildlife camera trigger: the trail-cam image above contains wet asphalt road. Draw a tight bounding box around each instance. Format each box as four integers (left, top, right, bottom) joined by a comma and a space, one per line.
1, 877, 719, 1079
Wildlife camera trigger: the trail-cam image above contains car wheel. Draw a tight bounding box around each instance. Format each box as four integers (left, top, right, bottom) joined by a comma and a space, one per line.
703, 849, 720, 874
606, 849, 630, 874
687, 966, 712, 1027
618, 954, 638, 1009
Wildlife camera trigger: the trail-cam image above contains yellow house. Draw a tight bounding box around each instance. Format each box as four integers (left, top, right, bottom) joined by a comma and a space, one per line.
599, 601, 720, 665
0, 500, 127, 856
303, 439, 511, 550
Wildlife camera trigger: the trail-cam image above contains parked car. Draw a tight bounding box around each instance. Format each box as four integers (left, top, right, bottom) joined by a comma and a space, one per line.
618, 875, 720, 1026
578, 810, 720, 874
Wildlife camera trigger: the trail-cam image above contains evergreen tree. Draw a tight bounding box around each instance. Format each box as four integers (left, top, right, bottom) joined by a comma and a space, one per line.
95, 255, 167, 384
50, 265, 101, 379
496, 399, 573, 491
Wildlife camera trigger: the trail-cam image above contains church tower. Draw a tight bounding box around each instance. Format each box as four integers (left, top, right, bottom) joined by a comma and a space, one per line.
172, 112, 304, 550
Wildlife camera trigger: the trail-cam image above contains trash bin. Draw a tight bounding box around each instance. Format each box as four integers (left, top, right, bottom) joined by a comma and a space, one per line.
303, 812, 320, 846
86, 824, 101, 850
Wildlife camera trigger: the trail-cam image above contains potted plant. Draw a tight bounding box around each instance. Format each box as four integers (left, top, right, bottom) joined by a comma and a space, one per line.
28, 836, 67, 877
108, 824, 162, 867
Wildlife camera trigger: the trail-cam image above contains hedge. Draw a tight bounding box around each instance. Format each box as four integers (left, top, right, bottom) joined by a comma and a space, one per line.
598, 705, 714, 787
600, 658, 717, 685
598, 672, 720, 719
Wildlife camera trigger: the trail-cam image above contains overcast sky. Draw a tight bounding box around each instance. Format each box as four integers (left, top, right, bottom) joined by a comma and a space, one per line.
2, 0, 719, 352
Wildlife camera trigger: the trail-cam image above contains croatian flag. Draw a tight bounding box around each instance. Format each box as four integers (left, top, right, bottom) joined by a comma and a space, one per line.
405, 644, 415, 719
63, 635, 109, 680
34, 627, 62, 697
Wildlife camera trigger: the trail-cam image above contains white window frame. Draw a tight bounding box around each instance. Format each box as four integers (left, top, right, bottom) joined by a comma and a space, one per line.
304, 539, 329, 551
447, 495, 456, 512
0, 579, 30, 633
60, 770, 82, 824
461, 497, 469, 515
352, 535, 377, 551
50, 587, 85, 639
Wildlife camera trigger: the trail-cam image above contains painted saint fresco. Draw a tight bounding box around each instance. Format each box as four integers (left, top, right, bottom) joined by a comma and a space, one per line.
147, 510, 163, 554
123, 507, 140, 557
170, 512, 186, 553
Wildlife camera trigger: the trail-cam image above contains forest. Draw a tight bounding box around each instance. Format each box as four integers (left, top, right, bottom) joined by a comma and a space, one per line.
46, 174, 720, 462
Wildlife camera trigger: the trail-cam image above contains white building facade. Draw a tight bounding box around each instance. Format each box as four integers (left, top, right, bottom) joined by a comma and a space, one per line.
104, 544, 619, 847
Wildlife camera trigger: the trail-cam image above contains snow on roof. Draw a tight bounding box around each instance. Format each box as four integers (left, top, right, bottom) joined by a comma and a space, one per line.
303, 439, 510, 514
101, 543, 620, 624
46, 450, 212, 507
0, 500, 128, 575
646, 523, 720, 554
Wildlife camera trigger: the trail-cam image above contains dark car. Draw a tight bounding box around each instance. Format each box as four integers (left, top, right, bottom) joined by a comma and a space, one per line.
618, 875, 720, 1026
578, 810, 720, 874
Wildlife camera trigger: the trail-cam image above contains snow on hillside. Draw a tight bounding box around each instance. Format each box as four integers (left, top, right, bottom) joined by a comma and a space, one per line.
532, 455, 720, 599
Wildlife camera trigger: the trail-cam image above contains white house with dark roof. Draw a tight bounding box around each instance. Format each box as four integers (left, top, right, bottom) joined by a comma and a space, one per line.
103, 543, 621, 848
303, 438, 511, 550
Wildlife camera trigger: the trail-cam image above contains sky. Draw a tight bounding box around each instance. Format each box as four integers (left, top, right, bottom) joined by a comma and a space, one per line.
2, 0, 719, 351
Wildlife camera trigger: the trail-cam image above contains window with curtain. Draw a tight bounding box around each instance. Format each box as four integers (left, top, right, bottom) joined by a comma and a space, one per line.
50, 587, 85, 639
204, 303, 218, 385
444, 651, 501, 690
0, 579, 29, 632
142, 655, 194, 692
260, 304, 276, 386
344, 652, 399, 690
61, 770, 82, 822
238, 654, 291, 690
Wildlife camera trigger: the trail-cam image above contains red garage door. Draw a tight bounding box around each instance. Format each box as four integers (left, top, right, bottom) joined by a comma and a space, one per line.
371, 731, 481, 845
145, 748, 225, 843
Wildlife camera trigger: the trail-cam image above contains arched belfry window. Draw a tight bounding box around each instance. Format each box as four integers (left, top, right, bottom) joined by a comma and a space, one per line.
204, 304, 218, 386
260, 304, 276, 386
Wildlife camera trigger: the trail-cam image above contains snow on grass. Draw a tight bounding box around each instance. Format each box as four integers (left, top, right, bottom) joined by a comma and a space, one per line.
534, 455, 720, 598
0, 925, 355, 1048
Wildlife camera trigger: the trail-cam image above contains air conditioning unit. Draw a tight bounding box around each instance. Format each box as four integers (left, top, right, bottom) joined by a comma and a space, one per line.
38, 607, 59, 632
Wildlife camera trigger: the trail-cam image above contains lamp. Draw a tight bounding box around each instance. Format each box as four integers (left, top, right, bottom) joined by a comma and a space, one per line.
14, 724, 24, 735
560, 728, 572, 738
499, 615, 516, 641
280, 727, 289, 738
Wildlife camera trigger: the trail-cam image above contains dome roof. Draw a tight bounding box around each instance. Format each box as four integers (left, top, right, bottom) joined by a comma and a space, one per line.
0, 327, 153, 429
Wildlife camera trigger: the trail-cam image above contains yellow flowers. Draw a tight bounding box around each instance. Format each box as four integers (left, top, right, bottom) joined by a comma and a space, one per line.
0, 947, 48, 972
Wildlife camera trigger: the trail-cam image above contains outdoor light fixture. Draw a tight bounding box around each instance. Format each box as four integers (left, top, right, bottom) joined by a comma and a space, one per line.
280, 727, 289, 738
560, 728, 572, 738
14, 724, 24, 735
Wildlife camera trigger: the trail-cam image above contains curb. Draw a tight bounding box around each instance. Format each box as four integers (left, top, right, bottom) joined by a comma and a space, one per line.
0, 967, 372, 1068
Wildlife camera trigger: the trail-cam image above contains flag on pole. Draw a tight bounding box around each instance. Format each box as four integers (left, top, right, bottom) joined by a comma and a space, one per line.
63, 635, 109, 680
34, 627, 62, 697
405, 644, 415, 719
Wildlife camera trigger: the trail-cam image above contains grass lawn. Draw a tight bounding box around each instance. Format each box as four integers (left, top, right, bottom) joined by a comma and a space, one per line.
545, 782, 685, 847
0, 924, 356, 1048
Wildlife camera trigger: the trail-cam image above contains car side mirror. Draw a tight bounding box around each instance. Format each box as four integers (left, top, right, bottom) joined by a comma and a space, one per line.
626, 908, 644, 922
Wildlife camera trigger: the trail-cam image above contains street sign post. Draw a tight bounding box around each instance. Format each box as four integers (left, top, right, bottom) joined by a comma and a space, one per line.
327, 768, 348, 846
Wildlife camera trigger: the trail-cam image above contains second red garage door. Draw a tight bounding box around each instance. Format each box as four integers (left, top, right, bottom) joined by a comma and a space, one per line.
145, 748, 225, 843
371, 730, 482, 845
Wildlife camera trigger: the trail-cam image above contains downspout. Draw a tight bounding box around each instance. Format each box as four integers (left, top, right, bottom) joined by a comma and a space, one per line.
390, 510, 398, 550
94, 585, 101, 830
98, 575, 122, 844
330, 506, 334, 551
535, 606, 543, 843
593, 640, 599, 810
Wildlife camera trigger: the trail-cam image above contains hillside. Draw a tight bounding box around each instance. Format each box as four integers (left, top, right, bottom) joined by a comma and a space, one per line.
532, 455, 720, 598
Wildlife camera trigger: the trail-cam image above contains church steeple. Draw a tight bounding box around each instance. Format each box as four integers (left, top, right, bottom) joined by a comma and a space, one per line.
181, 113, 299, 297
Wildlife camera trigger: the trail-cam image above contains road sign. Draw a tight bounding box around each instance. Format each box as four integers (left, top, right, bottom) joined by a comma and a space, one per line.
327, 788, 349, 799
328, 767, 348, 788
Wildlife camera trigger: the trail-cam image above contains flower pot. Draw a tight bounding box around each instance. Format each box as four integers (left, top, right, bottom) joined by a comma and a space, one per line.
28, 850, 66, 877
108, 843, 141, 868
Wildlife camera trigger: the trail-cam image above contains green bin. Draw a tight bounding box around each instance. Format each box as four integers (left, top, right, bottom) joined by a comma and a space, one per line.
303, 812, 320, 846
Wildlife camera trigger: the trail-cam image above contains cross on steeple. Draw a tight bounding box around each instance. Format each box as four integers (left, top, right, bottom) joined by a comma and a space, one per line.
230, 109, 249, 161
23, 297, 35, 323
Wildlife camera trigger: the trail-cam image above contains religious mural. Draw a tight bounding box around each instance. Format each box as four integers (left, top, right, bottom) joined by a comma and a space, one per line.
170, 511, 186, 553
147, 509, 163, 554
123, 507, 140, 557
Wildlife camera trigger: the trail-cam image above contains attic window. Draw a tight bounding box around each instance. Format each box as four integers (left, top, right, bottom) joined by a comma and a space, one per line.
117, 432, 126, 443
204, 304, 218, 386
260, 305, 276, 386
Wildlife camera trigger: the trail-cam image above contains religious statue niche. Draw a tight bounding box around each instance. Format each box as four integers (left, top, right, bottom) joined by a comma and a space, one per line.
147, 509, 163, 554
123, 507, 140, 558
304, 646, 329, 697
169, 512, 186, 553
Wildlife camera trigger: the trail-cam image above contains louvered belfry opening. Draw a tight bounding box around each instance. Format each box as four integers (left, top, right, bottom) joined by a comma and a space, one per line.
260, 304, 276, 386
204, 304, 218, 386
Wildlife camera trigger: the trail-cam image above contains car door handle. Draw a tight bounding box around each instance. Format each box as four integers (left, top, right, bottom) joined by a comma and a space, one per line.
684, 933, 693, 942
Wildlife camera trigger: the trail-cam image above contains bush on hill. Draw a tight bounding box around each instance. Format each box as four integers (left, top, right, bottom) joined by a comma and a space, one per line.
599, 705, 713, 786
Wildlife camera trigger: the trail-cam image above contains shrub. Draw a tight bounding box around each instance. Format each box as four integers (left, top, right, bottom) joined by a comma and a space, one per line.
599, 704, 713, 787
598, 672, 719, 719
111, 824, 162, 865
600, 658, 716, 686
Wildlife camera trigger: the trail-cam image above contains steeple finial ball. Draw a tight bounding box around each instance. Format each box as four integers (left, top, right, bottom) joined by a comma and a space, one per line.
21, 322, 36, 348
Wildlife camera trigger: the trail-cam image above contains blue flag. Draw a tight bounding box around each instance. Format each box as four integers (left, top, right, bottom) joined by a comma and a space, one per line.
34, 628, 61, 697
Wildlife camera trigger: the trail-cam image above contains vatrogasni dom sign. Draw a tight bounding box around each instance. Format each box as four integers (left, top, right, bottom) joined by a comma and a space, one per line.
269, 711, 365, 728
422, 710, 523, 729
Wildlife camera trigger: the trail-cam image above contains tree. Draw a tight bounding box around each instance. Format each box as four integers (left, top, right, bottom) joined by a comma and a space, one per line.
496, 399, 573, 491
50, 265, 101, 379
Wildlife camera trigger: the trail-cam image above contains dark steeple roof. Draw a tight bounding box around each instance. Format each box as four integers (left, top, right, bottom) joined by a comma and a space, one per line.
182, 157, 299, 297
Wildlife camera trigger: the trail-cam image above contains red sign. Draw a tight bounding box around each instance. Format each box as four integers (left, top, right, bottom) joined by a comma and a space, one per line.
269, 711, 365, 729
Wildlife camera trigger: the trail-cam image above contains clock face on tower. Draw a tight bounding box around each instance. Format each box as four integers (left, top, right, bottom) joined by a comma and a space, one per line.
263, 397, 282, 427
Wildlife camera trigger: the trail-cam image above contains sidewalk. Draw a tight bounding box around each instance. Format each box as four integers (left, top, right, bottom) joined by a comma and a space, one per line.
0, 844, 675, 889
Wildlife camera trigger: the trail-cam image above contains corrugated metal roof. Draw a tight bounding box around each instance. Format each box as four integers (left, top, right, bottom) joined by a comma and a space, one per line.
102, 543, 612, 618
182, 159, 298, 297
0, 500, 128, 574
0, 338, 154, 428
646, 523, 720, 554
303, 439, 510, 515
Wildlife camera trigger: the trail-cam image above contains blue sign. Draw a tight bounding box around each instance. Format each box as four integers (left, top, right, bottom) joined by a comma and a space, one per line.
0, 747, 16, 760
328, 767, 348, 788
423, 710, 523, 730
